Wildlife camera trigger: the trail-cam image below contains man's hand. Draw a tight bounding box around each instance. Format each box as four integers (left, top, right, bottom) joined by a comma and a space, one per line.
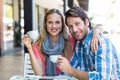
57, 55, 72, 74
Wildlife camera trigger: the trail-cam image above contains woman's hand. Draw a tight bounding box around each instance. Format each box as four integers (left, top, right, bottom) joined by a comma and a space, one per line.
91, 24, 103, 52
22, 34, 33, 49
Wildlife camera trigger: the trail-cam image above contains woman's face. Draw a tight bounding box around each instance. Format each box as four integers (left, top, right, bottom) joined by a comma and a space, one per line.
46, 13, 62, 37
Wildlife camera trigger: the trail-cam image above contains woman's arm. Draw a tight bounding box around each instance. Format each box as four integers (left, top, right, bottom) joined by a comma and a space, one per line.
91, 24, 103, 52
22, 35, 43, 76
28, 47, 43, 76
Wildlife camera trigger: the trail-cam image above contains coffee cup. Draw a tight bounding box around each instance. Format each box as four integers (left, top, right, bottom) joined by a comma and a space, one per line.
50, 55, 60, 63
27, 30, 39, 40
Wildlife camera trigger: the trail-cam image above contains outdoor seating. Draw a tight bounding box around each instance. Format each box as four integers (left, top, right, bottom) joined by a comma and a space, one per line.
23, 53, 35, 77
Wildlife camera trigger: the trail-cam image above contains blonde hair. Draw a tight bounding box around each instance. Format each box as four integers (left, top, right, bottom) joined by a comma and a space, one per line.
36, 9, 72, 59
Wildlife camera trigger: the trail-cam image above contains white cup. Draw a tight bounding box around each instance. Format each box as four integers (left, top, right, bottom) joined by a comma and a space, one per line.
27, 30, 39, 40
50, 55, 60, 63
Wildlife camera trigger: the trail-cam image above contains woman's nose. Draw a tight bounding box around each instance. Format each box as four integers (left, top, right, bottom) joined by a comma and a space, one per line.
52, 23, 56, 28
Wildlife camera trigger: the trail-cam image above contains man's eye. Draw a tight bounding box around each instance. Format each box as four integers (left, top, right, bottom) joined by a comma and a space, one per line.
68, 26, 72, 29
75, 22, 79, 26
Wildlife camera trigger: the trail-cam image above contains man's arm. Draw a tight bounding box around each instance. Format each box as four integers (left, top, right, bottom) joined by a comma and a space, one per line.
69, 67, 89, 80
57, 56, 89, 80
88, 35, 114, 80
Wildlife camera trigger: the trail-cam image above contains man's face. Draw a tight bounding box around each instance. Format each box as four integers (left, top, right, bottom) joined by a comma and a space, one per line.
66, 16, 89, 40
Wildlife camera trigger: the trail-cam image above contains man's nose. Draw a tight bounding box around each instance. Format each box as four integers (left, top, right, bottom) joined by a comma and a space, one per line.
72, 26, 77, 32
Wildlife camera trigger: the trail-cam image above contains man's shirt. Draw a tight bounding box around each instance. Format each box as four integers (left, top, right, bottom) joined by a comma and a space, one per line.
70, 31, 120, 80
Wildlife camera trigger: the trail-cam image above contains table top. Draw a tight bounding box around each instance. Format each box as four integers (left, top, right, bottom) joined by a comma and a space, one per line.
9, 75, 77, 80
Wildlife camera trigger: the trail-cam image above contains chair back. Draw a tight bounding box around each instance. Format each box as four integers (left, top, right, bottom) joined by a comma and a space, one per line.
24, 53, 35, 77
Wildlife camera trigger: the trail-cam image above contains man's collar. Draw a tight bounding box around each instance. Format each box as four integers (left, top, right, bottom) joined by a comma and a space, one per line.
82, 30, 93, 45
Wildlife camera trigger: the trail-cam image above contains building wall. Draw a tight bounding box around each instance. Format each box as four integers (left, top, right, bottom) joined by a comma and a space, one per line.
1, 0, 83, 55
0, 0, 3, 55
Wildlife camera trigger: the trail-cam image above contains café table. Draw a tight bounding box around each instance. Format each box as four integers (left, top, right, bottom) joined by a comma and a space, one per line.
9, 75, 77, 80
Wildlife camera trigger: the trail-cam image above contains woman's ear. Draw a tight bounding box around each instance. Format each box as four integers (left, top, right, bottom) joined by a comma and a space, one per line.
85, 18, 89, 27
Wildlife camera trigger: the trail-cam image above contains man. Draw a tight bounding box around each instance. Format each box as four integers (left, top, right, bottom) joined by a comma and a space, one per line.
57, 6, 120, 80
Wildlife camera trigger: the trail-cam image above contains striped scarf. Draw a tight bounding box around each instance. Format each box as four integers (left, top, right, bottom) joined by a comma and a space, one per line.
42, 34, 64, 76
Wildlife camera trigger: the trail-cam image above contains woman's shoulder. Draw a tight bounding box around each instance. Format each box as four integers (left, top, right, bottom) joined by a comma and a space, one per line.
68, 34, 75, 42
32, 41, 39, 48
32, 42, 45, 62
32, 42, 41, 55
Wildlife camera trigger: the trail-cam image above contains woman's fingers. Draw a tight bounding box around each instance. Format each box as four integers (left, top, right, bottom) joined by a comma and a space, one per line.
98, 36, 102, 46
95, 40, 98, 51
23, 34, 32, 41
23, 34, 29, 39
22, 34, 33, 46
91, 37, 98, 52
91, 39, 96, 52
91, 36, 102, 52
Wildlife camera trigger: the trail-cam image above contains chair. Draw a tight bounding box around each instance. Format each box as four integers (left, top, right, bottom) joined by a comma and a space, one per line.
23, 53, 35, 77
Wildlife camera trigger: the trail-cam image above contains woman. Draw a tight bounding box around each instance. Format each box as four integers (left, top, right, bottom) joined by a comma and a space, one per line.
22, 9, 102, 76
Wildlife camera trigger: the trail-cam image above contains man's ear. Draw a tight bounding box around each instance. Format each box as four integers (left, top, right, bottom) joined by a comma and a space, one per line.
85, 18, 89, 27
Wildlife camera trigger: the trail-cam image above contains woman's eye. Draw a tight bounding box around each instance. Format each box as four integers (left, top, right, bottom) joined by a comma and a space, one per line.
56, 21, 61, 24
48, 21, 52, 24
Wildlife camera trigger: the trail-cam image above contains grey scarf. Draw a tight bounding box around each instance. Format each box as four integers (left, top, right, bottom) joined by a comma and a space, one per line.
42, 34, 64, 76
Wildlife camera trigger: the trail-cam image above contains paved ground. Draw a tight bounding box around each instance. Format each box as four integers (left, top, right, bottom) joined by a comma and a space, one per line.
0, 49, 24, 80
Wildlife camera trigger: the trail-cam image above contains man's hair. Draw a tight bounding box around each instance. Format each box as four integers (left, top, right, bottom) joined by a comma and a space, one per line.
65, 6, 92, 29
